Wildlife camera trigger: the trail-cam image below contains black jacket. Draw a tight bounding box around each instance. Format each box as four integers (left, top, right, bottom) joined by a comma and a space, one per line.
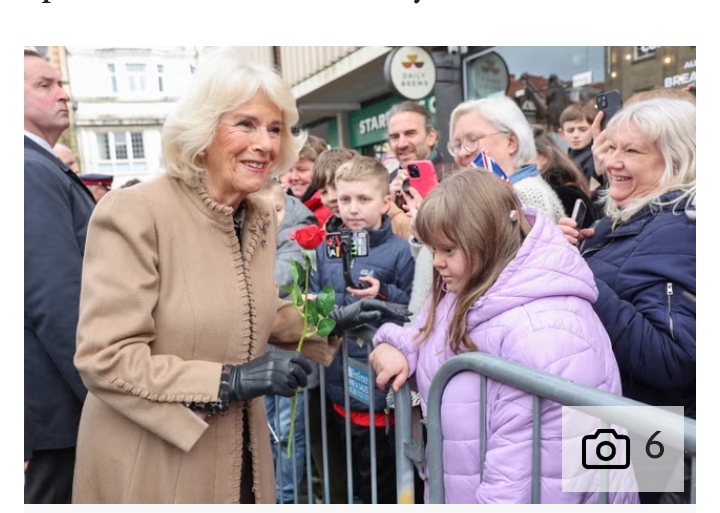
568, 143, 596, 184
24, 136, 95, 455
544, 169, 597, 229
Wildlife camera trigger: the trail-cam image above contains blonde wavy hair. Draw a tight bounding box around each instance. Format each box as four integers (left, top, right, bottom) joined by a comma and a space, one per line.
600, 98, 696, 224
161, 47, 306, 188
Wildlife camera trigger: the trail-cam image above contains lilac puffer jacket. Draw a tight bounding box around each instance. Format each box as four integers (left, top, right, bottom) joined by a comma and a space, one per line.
374, 209, 639, 504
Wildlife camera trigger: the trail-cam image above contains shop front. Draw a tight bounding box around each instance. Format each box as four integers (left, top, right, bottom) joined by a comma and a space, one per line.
605, 46, 696, 100
347, 94, 436, 159
462, 46, 606, 131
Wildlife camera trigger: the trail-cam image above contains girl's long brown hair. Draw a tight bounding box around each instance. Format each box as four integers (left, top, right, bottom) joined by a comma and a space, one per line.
532, 124, 591, 196
414, 169, 531, 354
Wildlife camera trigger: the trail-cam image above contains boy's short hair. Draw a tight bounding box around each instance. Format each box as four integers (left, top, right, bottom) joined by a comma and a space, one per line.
311, 147, 360, 191
335, 156, 391, 196
298, 135, 328, 162
559, 102, 597, 126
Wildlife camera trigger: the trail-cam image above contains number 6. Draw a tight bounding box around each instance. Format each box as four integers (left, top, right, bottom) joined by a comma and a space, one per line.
645, 430, 665, 459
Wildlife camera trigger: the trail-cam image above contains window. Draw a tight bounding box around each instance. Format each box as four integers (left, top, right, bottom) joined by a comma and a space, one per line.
106, 61, 166, 95
107, 63, 117, 93
125, 63, 147, 93
96, 131, 147, 174
131, 132, 145, 159
157, 64, 164, 93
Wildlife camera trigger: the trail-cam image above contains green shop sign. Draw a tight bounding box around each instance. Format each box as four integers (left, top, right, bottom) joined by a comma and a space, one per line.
348, 94, 436, 148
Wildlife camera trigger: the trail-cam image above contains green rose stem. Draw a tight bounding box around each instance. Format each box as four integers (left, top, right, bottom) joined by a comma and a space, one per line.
282, 229, 335, 461
286, 251, 313, 459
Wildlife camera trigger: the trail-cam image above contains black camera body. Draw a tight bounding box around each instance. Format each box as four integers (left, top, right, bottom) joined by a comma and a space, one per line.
325, 229, 371, 290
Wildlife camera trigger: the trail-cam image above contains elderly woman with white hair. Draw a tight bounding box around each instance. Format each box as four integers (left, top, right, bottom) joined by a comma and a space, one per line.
447, 96, 566, 221
71, 48, 408, 504
561, 98, 696, 503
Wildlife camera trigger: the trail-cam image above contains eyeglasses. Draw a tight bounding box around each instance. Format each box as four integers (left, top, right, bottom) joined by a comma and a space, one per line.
447, 131, 507, 157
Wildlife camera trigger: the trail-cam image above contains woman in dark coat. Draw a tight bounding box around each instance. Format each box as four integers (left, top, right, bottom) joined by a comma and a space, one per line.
559, 98, 696, 504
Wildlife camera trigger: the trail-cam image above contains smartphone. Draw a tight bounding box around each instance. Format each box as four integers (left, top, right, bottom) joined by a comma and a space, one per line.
406, 160, 438, 198
324, 230, 370, 259
596, 90, 623, 131
571, 198, 587, 229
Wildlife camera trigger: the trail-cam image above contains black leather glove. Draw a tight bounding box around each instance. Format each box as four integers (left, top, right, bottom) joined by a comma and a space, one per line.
227, 349, 313, 402
328, 298, 412, 336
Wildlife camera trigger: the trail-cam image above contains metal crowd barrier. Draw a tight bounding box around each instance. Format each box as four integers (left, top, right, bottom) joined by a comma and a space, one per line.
266, 329, 695, 504
265, 325, 416, 504
423, 352, 696, 504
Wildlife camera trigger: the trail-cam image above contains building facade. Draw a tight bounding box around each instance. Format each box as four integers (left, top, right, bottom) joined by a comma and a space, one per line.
605, 46, 696, 100
65, 46, 201, 187
54, 46, 695, 184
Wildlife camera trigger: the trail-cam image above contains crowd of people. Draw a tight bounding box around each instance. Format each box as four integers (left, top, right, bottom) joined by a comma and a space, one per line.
25, 46, 696, 504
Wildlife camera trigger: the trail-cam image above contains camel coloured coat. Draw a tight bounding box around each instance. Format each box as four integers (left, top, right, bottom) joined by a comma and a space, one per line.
73, 173, 339, 503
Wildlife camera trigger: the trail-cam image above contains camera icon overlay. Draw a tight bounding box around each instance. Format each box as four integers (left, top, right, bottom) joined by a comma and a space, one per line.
581, 428, 630, 469
562, 405, 685, 493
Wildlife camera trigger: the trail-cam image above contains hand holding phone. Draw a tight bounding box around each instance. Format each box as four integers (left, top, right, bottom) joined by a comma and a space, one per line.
406, 160, 438, 198
596, 90, 623, 131
571, 198, 587, 229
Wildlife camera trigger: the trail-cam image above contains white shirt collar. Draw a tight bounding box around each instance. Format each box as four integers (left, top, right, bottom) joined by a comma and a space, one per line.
24, 130, 54, 155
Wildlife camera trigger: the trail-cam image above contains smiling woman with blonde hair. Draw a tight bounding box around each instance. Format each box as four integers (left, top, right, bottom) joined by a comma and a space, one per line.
71, 47, 406, 504
562, 97, 696, 503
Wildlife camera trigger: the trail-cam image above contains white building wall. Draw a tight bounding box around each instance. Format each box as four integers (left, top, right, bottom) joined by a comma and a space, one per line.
66, 46, 198, 184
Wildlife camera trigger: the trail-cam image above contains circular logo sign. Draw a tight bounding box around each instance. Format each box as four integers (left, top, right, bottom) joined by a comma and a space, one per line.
384, 46, 437, 101
465, 51, 510, 99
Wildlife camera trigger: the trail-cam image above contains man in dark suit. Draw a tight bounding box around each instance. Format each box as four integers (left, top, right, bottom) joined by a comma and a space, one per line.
24, 48, 96, 504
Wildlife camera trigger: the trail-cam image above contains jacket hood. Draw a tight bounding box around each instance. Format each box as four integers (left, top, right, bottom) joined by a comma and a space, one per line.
465, 207, 598, 329
278, 194, 316, 234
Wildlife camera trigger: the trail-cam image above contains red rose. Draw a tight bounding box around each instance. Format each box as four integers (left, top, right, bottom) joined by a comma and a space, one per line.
289, 225, 327, 250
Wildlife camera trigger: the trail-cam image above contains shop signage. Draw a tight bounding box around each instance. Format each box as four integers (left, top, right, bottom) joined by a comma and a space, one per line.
664, 60, 696, 88
384, 46, 437, 101
634, 46, 660, 62
464, 51, 510, 100
349, 94, 436, 148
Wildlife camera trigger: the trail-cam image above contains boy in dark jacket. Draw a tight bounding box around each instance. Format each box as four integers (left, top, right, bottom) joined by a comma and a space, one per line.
559, 101, 607, 219
309, 156, 414, 503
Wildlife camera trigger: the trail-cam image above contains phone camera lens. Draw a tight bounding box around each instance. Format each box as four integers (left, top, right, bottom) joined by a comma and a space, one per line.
408, 164, 419, 178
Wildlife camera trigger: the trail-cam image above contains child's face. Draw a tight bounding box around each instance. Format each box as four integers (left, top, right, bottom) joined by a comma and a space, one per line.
277, 172, 291, 193
560, 120, 593, 150
336, 178, 391, 232
260, 190, 286, 226
430, 238, 477, 294
319, 184, 339, 215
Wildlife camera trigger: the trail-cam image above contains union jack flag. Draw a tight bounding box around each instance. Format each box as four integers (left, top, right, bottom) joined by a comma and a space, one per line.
471, 150, 511, 185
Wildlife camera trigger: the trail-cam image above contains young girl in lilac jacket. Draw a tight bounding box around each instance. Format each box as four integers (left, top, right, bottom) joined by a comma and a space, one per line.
369, 170, 639, 504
